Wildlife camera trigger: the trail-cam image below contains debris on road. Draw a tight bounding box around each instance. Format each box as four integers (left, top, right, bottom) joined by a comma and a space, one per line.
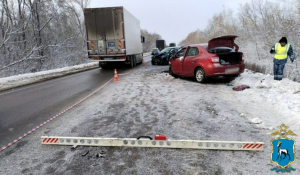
71, 145, 78, 150
293, 90, 300, 94
81, 151, 89, 157
232, 85, 250, 91
249, 118, 263, 124
96, 151, 105, 159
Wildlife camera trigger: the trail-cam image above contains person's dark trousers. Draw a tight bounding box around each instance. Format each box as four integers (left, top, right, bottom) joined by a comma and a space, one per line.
273, 58, 287, 80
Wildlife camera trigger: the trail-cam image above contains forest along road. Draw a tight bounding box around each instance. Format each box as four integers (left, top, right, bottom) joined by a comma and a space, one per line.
0, 56, 151, 149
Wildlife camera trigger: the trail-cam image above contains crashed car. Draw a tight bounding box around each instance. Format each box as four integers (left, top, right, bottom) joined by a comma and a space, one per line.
151, 48, 160, 55
151, 47, 181, 65
169, 35, 245, 83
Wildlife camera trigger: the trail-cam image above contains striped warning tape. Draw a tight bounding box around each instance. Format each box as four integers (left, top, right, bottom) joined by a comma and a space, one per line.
90, 41, 94, 50
118, 39, 122, 49
243, 143, 263, 149
42, 138, 59, 144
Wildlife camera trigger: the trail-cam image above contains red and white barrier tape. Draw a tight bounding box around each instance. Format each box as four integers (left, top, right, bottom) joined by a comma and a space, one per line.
242, 143, 263, 149
42, 138, 59, 144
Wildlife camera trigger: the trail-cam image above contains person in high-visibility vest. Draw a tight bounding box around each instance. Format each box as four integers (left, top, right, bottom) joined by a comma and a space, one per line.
270, 37, 295, 80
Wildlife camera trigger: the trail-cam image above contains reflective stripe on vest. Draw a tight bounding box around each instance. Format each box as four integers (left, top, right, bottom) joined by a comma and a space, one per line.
274, 43, 290, 60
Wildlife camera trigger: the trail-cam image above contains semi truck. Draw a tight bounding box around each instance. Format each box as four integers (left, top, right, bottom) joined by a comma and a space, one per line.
156, 40, 165, 51
169, 43, 176, 47
84, 7, 145, 68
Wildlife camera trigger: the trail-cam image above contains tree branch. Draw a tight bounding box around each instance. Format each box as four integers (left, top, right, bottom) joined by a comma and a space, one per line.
0, 46, 43, 71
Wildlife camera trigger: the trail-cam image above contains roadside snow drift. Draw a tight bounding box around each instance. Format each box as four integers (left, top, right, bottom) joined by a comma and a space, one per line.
0, 62, 98, 91
0, 53, 151, 92
231, 70, 300, 135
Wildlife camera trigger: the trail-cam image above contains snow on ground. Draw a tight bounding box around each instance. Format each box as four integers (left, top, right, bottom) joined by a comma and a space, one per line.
0, 64, 299, 174
230, 70, 300, 139
0, 53, 151, 92
0, 62, 98, 91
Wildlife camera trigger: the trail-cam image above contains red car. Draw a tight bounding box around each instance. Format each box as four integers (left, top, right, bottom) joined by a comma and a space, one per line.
169, 35, 245, 83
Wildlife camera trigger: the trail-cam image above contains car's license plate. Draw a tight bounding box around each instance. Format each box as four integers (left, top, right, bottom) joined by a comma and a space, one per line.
225, 67, 239, 74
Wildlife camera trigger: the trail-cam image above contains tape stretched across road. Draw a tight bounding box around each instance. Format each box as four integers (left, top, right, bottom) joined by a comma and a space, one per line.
0, 66, 140, 153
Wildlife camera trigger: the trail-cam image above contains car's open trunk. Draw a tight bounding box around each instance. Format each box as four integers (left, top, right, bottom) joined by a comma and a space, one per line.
217, 52, 243, 65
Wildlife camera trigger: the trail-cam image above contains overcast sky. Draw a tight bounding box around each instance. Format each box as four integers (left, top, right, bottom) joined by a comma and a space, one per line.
89, 0, 252, 45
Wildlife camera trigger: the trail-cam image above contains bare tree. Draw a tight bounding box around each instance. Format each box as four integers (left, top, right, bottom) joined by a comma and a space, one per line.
141, 29, 162, 52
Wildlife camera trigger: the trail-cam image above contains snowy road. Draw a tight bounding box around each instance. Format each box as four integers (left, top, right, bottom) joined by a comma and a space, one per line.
0, 60, 300, 174
0, 58, 150, 150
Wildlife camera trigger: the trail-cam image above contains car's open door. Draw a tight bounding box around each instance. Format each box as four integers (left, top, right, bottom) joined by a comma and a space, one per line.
170, 47, 187, 75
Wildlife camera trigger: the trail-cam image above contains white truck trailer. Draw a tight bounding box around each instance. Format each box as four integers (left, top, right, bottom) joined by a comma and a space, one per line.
84, 6, 145, 68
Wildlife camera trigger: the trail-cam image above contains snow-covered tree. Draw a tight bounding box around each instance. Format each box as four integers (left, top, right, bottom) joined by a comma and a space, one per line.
179, 0, 300, 82
0, 0, 91, 78
141, 29, 162, 52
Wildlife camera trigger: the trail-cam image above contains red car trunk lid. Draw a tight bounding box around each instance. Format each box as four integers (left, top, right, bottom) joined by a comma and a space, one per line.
208, 35, 238, 50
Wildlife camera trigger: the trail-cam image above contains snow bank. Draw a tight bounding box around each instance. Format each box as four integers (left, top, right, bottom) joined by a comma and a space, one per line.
0, 62, 99, 91
231, 69, 300, 137
0, 53, 151, 92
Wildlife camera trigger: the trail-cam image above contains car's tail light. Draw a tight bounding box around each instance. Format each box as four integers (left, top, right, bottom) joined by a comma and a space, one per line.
209, 57, 219, 63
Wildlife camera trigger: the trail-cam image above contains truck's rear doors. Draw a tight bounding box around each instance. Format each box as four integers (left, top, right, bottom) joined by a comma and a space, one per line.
85, 7, 124, 56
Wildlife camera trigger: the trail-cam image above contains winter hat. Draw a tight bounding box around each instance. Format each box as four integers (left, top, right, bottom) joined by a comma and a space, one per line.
279, 37, 287, 43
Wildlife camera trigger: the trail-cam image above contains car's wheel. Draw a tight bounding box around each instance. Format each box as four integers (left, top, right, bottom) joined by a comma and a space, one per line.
99, 62, 108, 69
151, 60, 155, 65
133, 56, 137, 66
195, 68, 206, 83
169, 65, 178, 78
129, 56, 134, 68
154, 58, 160, 65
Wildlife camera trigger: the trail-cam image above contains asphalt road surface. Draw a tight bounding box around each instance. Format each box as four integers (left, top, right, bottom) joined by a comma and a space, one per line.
0, 57, 150, 148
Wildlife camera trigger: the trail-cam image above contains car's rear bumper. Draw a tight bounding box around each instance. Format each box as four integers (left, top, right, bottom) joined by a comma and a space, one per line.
204, 62, 245, 76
